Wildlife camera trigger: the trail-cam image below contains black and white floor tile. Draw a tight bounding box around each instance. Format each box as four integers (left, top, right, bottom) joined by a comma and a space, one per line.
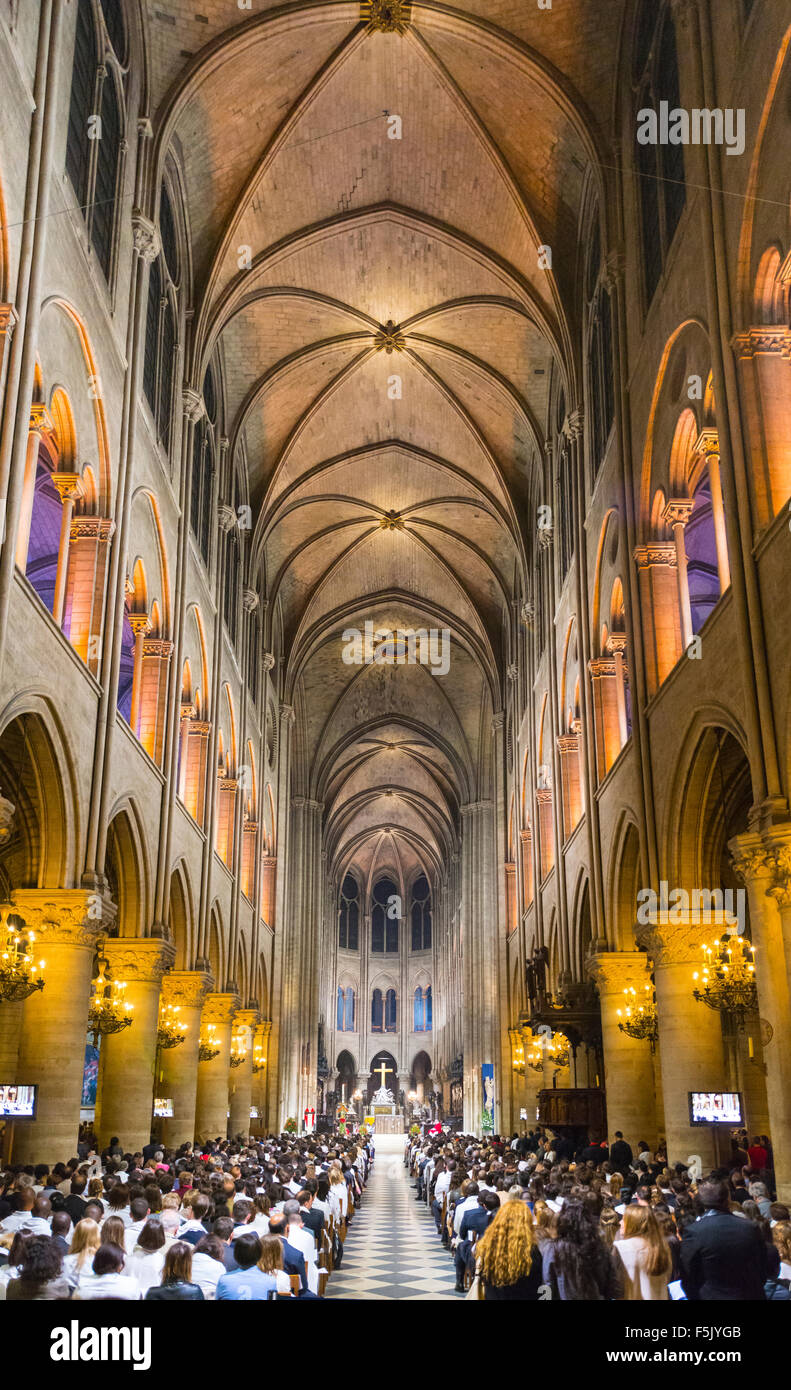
325, 1134, 465, 1300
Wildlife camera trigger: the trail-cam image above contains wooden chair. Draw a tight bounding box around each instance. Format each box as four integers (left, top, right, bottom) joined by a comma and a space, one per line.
462, 1234, 479, 1291
289, 1273, 301, 1296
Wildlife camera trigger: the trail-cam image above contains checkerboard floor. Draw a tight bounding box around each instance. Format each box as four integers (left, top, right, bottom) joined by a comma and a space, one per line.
324, 1135, 465, 1300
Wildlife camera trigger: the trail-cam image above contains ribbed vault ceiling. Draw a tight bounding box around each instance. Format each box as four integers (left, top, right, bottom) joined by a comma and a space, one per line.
151, 1, 619, 890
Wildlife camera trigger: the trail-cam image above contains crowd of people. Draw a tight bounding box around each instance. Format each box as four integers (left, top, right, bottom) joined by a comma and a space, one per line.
405, 1126, 791, 1301
0, 1130, 373, 1300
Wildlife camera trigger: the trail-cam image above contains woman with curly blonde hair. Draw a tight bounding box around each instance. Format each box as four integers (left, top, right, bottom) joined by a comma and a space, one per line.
474, 1198, 543, 1299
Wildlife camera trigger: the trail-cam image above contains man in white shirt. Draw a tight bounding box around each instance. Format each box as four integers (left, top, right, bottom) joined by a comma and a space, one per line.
124, 1198, 152, 1253
453, 1182, 480, 1236
284, 1201, 319, 1294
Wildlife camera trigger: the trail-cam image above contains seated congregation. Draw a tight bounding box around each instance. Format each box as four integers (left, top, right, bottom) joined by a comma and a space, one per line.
406, 1127, 791, 1301
0, 1131, 372, 1301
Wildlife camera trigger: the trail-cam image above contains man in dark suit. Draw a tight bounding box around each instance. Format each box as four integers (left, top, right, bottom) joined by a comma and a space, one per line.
63, 1175, 89, 1226
297, 1187, 324, 1240
50, 1211, 71, 1257
609, 1132, 633, 1172
454, 1191, 498, 1291
268, 1211, 319, 1297
211, 1216, 239, 1271
680, 1179, 768, 1300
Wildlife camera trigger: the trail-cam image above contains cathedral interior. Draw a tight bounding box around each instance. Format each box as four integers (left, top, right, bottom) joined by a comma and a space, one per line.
0, 0, 791, 1201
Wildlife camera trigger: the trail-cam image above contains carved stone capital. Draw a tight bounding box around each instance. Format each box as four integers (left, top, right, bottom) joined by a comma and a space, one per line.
234, 1007, 259, 1031
663, 498, 694, 529
605, 633, 628, 657
635, 914, 711, 967
182, 388, 204, 424
217, 503, 236, 534
729, 831, 773, 887
280, 704, 295, 725
51, 472, 83, 504
29, 402, 53, 435
202, 992, 242, 1025
588, 656, 617, 678
0, 303, 19, 339
537, 527, 553, 550
70, 516, 115, 543
731, 326, 791, 360
242, 587, 259, 614
567, 408, 584, 440
132, 210, 160, 263
161, 970, 212, 1009
520, 599, 535, 624
129, 612, 151, 638
262, 653, 275, 672
586, 948, 650, 996
765, 839, 791, 909
103, 937, 176, 985
693, 427, 719, 462
506, 663, 518, 682
633, 542, 677, 569
141, 638, 173, 661
10, 888, 114, 949
603, 250, 625, 292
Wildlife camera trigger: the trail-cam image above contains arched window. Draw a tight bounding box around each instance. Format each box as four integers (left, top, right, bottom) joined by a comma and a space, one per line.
410, 875, 432, 951
414, 985, 432, 1032
190, 367, 216, 568
685, 473, 722, 632
633, 2, 686, 306
337, 987, 355, 1032
117, 592, 135, 723
385, 989, 397, 1032
372, 877, 399, 953
143, 182, 180, 459
24, 440, 61, 614
223, 526, 240, 648
371, 988, 383, 1031
338, 874, 359, 951
558, 443, 575, 575
586, 209, 614, 476
65, 0, 126, 285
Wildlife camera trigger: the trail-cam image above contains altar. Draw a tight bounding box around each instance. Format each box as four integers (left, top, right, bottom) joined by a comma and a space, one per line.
374, 1113, 404, 1134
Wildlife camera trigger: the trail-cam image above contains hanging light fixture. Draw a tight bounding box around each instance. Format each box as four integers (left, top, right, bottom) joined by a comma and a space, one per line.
157, 1002, 187, 1050
252, 1040, 266, 1074
229, 1035, 248, 1068
547, 1031, 570, 1069
0, 913, 45, 1002
692, 933, 758, 1029
87, 948, 133, 1038
198, 1022, 220, 1062
617, 983, 659, 1051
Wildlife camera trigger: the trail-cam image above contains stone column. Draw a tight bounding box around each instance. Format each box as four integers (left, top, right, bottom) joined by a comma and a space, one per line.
95, 938, 176, 1152
12, 890, 107, 1164
157, 970, 211, 1148
587, 949, 658, 1149
129, 613, 151, 735
138, 637, 173, 765
633, 543, 682, 694
733, 831, 791, 1202
536, 787, 554, 880
557, 730, 583, 839
251, 1020, 271, 1131
694, 430, 730, 593
228, 1008, 258, 1140
14, 405, 53, 569
50, 473, 83, 626
637, 914, 726, 1169
195, 993, 239, 1142
663, 499, 695, 650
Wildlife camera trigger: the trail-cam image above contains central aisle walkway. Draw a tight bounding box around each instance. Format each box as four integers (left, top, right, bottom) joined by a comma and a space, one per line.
325, 1133, 464, 1300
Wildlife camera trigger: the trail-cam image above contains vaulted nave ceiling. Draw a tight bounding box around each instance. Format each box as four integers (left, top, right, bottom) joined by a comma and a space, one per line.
149, 1, 621, 888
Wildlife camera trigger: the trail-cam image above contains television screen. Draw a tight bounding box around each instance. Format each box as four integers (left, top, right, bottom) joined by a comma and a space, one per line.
688, 1091, 742, 1125
0, 1084, 37, 1118
153, 1097, 173, 1118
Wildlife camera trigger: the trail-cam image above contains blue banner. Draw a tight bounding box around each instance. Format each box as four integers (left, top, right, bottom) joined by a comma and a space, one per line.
481, 1062, 495, 1132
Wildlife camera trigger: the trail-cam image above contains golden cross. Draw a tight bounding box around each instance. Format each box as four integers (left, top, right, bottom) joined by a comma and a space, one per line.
374, 1060, 393, 1088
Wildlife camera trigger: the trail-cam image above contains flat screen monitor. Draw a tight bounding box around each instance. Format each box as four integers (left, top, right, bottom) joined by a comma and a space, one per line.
0, 1084, 37, 1118
688, 1091, 742, 1125
153, 1097, 173, 1118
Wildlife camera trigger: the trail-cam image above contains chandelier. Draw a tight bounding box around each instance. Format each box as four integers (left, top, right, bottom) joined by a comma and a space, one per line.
198, 1023, 220, 1062
525, 1030, 569, 1071
0, 913, 45, 1002
509, 1027, 525, 1076
253, 1041, 266, 1074
617, 983, 659, 1051
692, 933, 758, 1028
230, 1036, 248, 1069
87, 950, 133, 1038
157, 1002, 187, 1050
